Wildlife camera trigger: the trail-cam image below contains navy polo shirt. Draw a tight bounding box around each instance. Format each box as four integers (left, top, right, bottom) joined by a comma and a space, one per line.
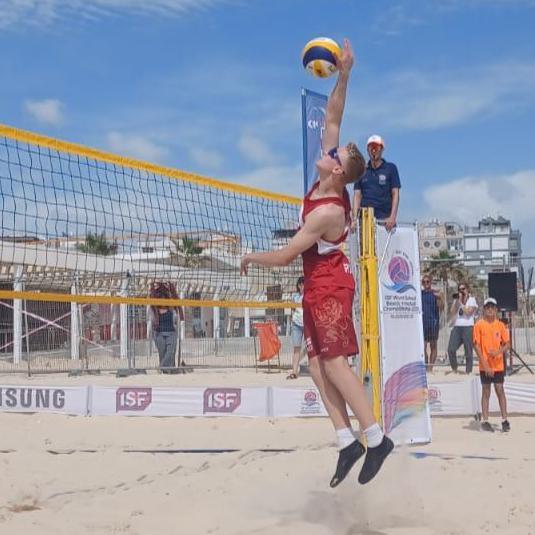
354, 159, 401, 219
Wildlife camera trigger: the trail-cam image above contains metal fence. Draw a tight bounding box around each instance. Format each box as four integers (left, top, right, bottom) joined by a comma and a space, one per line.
0, 300, 297, 374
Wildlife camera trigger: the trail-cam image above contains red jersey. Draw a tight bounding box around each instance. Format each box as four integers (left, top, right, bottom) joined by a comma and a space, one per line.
299, 182, 354, 290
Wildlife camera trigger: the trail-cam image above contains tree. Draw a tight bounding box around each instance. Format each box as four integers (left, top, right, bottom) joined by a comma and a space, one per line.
423, 251, 483, 321
76, 232, 117, 256
424, 250, 467, 288
172, 236, 203, 267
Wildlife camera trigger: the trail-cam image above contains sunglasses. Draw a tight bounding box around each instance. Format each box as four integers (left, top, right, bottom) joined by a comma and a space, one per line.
327, 147, 342, 166
422, 280, 431, 284
458, 287, 466, 291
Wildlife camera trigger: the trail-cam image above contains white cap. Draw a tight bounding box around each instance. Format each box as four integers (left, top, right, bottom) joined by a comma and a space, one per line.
367, 134, 385, 147
484, 297, 497, 306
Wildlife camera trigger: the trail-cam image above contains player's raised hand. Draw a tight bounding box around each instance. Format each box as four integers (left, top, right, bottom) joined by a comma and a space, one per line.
336, 38, 354, 75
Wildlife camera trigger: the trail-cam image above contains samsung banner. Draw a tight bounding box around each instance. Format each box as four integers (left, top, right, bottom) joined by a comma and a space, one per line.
377, 225, 432, 444
301, 88, 327, 194
0, 385, 88, 415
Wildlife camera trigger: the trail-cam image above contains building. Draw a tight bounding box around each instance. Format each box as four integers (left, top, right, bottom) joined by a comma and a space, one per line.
418, 220, 464, 261
463, 216, 522, 281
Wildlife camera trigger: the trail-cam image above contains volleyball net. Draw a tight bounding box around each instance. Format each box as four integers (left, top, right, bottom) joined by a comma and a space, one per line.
0, 124, 302, 308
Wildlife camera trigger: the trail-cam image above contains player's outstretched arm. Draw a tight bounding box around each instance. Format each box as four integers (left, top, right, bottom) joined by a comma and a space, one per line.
322, 38, 354, 152
240, 204, 342, 275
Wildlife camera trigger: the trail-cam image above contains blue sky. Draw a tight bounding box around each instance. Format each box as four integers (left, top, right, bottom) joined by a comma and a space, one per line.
1, 0, 535, 255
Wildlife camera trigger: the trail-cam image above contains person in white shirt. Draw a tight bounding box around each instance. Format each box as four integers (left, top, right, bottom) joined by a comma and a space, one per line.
447, 282, 478, 374
287, 276, 305, 379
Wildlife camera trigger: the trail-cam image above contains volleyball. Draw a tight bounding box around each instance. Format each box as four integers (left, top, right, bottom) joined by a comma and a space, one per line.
302, 37, 341, 78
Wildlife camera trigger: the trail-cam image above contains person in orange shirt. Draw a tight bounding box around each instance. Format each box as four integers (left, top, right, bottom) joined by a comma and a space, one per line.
473, 298, 510, 432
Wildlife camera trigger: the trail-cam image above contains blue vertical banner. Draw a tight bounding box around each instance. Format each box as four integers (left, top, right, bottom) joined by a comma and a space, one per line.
301, 88, 328, 194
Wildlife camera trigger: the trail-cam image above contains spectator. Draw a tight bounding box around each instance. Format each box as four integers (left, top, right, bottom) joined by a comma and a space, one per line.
287, 276, 305, 379
421, 275, 441, 372
150, 282, 185, 374
352, 135, 401, 231
447, 282, 478, 374
473, 298, 511, 432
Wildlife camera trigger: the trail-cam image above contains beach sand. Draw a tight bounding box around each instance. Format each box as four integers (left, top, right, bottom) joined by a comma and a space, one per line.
0, 368, 534, 535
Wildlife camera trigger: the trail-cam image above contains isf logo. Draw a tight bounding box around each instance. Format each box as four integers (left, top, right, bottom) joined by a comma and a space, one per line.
203, 388, 241, 414
116, 387, 152, 412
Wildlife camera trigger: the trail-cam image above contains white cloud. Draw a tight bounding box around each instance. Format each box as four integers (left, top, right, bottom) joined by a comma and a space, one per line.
374, 0, 535, 35
231, 163, 303, 197
189, 146, 224, 171
24, 98, 64, 126
238, 134, 278, 166
0, 0, 229, 29
106, 131, 168, 162
423, 170, 535, 254
350, 60, 535, 132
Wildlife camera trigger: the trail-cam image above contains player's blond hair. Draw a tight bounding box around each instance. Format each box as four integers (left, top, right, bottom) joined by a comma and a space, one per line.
344, 142, 366, 184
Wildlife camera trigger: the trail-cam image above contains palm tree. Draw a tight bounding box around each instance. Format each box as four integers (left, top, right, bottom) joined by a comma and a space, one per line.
76, 232, 118, 256
173, 236, 203, 267
424, 250, 467, 289
424, 251, 466, 322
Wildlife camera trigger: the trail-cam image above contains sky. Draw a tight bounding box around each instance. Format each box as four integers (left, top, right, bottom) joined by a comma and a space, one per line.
1, 0, 535, 256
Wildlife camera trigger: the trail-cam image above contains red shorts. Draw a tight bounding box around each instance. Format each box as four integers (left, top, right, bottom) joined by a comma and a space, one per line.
303, 286, 358, 359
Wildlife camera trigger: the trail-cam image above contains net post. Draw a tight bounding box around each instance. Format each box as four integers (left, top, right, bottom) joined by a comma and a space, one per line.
13, 265, 23, 364
244, 306, 251, 338
70, 278, 81, 361
359, 208, 382, 425
119, 274, 130, 361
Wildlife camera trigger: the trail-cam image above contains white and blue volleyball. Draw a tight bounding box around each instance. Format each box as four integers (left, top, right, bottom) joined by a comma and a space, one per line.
302, 37, 341, 78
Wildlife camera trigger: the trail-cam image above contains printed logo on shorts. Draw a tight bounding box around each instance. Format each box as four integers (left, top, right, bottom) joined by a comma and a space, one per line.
203, 388, 241, 414
116, 387, 152, 412
300, 389, 322, 415
313, 297, 350, 347
305, 337, 314, 353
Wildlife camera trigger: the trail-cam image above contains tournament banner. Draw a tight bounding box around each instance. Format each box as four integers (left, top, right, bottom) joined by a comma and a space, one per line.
478, 381, 535, 414
301, 88, 327, 194
90, 386, 268, 417
271, 386, 329, 417
377, 225, 432, 444
0, 385, 89, 415
427, 380, 476, 416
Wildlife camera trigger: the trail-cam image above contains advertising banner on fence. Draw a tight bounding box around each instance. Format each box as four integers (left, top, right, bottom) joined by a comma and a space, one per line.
0, 385, 88, 415
377, 225, 432, 444
271, 386, 329, 417
90, 386, 268, 417
427, 380, 477, 415
301, 89, 327, 194
478, 381, 535, 414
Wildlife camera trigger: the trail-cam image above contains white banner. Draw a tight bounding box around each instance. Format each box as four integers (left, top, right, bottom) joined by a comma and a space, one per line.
90, 386, 268, 417
428, 380, 477, 415
475, 381, 535, 414
271, 386, 329, 417
0, 385, 88, 415
377, 225, 432, 444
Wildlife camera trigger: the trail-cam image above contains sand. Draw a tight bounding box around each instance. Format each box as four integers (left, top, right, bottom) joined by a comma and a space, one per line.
0, 368, 534, 535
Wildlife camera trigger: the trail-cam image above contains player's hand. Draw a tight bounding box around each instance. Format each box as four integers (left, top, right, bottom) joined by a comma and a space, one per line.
384, 216, 397, 232
485, 369, 495, 377
337, 38, 354, 75
240, 255, 251, 276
